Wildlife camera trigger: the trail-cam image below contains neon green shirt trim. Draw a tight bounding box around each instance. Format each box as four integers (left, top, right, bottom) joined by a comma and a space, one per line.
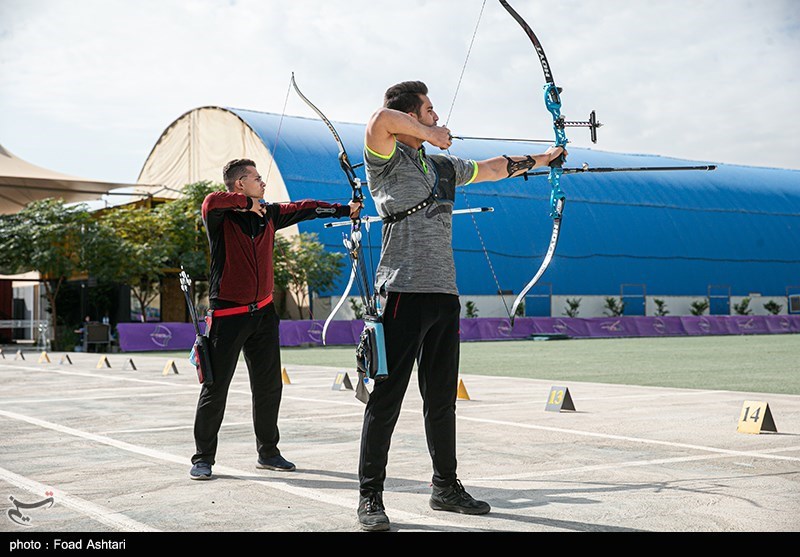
365, 142, 396, 160
464, 161, 479, 185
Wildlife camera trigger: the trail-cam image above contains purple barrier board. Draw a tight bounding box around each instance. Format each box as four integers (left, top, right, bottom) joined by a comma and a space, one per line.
280, 315, 800, 345
457, 315, 800, 341
116, 320, 361, 351
116, 315, 800, 351
117, 322, 202, 352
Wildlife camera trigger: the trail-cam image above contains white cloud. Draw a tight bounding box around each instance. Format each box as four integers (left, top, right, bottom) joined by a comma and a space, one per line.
0, 0, 798, 183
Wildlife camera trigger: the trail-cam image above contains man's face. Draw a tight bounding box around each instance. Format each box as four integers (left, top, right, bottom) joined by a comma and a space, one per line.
236, 166, 265, 199
414, 94, 439, 127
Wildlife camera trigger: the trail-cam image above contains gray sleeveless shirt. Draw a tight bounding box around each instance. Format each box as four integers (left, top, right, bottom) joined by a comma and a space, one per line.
364, 140, 478, 295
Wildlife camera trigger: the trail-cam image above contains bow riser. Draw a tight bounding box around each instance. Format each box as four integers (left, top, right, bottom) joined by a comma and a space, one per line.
500, 0, 572, 323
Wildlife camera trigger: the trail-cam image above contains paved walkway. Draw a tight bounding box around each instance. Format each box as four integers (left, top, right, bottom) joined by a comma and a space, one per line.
1, 348, 798, 536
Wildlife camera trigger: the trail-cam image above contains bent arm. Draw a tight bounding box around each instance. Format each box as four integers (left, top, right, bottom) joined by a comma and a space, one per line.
202, 191, 254, 234
202, 191, 250, 217
365, 108, 452, 156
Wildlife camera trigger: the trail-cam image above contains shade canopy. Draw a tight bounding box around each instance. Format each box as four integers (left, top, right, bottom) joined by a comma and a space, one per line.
0, 144, 143, 214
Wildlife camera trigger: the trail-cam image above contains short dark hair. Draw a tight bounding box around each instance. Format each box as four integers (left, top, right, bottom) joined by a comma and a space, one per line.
384, 81, 428, 115
223, 159, 256, 191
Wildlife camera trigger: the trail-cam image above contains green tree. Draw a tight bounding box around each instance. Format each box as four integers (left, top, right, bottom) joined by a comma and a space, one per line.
349, 298, 364, 320
0, 199, 93, 348
603, 297, 625, 317
158, 181, 223, 280
156, 181, 224, 313
690, 299, 709, 316
271, 233, 295, 318
653, 298, 670, 317
273, 234, 292, 293
733, 297, 753, 315
563, 297, 581, 317
465, 301, 479, 318
281, 233, 345, 319
95, 184, 220, 323
81, 218, 132, 323
763, 300, 783, 315
95, 206, 170, 322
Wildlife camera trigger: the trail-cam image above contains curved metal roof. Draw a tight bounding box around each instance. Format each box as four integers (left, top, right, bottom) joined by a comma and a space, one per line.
229, 107, 800, 298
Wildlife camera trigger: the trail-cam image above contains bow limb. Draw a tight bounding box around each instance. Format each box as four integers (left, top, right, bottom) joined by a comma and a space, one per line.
508, 197, 563, 321
291, 73, 361, 195
322, 262, 356, 345
499, 0, 568, 325
291, 73, 377, 339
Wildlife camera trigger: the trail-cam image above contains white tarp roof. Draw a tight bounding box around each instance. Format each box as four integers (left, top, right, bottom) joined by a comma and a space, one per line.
0, 144, 144, 214
135, 106, 286, 201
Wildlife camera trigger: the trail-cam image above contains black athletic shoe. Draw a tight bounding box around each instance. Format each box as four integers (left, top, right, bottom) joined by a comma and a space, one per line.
429, 480, 490, 515
189, 461, 212, 480
357, 492, 390, 532
256, 454, 296, 471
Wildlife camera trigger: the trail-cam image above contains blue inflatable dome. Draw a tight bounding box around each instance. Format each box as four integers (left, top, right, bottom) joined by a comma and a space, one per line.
226, 108, 800, 301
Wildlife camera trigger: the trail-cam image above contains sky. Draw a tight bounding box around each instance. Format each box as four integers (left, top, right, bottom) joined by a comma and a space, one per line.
1, 0, 798, 193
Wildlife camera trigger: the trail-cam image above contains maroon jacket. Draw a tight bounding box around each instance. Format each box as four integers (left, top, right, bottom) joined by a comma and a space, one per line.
202, 191, 350, 308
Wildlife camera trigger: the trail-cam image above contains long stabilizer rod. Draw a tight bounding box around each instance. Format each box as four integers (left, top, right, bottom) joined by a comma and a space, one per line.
324, 207, 494, 228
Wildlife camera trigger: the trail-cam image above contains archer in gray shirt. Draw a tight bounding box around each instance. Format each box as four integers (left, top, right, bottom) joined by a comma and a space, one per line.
356, 80, 565, 532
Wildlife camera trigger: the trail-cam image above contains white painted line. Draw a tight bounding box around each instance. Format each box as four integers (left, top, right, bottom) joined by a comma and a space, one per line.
0, 409, 189, 465
99, 421, 253, 435
559, 390, 730, 402
460, 416, 800, 462
0, 363, 365, 408
282, 396, 365, 408
468, 389, 730, 409
282, 412, 365, 422
0, 465, 160, 532
99, 412, 365, 435
15, 385, 167, 396
0, 363, 189, 388
0, 391, 193, 405
0, 409, 471, 530
472, 446, 800, 482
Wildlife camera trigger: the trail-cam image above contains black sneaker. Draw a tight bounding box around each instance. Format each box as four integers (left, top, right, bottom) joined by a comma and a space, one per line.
189, 461, 212, 480
256, 454, 296, 472
429, 480, 490, 515
357, 492, 390, 532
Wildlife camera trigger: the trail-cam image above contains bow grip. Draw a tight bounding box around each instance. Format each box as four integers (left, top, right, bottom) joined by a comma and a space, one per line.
549, 152, 566, 169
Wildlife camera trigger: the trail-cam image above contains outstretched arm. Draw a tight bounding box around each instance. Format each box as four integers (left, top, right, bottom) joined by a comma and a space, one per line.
471, 146, 567, 183
270, 199, 360, 230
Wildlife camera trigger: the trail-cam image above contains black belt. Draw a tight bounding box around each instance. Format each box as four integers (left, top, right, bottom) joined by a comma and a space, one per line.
382, 193, 438, 224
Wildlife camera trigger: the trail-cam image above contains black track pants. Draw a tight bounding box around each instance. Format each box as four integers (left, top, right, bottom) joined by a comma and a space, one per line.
359, 292, 461, 495
192, 304, 283, 465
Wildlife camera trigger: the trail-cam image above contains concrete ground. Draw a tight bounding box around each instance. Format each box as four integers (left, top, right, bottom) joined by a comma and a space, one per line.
1, 346, 798, 536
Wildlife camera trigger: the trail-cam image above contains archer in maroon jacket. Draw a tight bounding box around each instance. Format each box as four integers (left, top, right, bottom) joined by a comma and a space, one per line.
190, 158, 361, 480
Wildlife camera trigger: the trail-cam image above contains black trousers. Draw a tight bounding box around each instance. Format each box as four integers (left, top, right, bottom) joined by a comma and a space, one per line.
192, 303, 283, 465
359, 292, 461, 495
